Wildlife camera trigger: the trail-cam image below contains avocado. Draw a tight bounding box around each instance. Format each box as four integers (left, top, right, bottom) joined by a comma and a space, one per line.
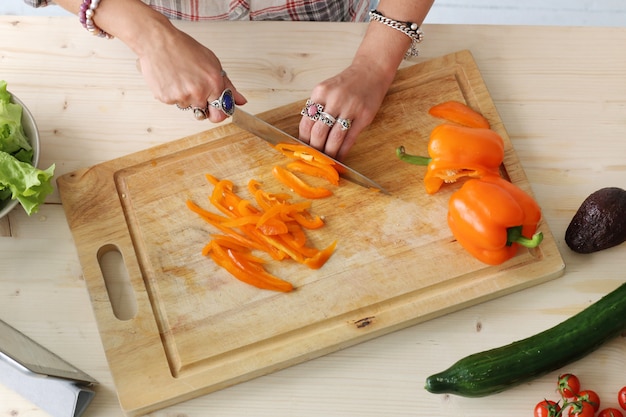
565, 187, 626, 253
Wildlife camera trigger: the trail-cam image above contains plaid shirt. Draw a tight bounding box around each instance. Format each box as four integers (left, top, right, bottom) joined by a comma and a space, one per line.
25, 0, 370, 22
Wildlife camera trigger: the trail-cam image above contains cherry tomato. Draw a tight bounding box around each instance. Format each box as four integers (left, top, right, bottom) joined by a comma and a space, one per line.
535, 399, 561, 417
619, 386, 626, 411
558, 373, 581, 398
577, 389, 601, 412
597, 408, 625, 417
569, 400, 595, 417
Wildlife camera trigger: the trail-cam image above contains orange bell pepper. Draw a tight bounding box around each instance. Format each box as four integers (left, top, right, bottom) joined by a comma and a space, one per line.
397, 123, 505, 194
428, 100, 490, 129
447, 175, 543, 265
272, 165, 333, 199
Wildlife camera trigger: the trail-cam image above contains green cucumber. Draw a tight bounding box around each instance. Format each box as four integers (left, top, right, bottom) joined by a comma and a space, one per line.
425, 281, 626, 397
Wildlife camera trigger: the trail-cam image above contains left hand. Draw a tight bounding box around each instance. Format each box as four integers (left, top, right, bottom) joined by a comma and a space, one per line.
298, 61, 392, 161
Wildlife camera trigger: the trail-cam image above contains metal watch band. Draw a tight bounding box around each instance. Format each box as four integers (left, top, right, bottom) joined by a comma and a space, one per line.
369, 9, 424, 58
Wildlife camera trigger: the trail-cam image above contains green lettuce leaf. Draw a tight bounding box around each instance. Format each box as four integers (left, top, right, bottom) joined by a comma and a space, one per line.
0, 151, 55, 215
0, 81, 55, 215
0, 80, 33, 163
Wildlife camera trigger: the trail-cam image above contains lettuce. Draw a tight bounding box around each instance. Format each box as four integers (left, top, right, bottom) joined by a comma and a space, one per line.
0, 81, 33, 163
0, 80, 55, 215
0, 152, 55, 215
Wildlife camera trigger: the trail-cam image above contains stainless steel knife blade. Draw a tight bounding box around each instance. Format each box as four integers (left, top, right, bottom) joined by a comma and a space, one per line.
231, 108, 389, 194
0, 318, 97, 385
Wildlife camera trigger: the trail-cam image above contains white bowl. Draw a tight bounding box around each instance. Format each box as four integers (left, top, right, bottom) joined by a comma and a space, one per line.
0, 91, 41, 218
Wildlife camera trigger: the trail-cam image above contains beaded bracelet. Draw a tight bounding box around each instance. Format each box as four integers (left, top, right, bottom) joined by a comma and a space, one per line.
369, 9, 423, 58
79, 0, 114, 39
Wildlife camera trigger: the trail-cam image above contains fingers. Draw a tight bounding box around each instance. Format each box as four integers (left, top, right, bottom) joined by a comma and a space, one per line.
299, 99, 354, 160
176, 70, 247, 123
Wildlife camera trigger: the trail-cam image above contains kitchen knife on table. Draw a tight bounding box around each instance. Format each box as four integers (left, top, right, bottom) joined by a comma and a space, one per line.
231, 108, 389, 194
0, 319, 97, 417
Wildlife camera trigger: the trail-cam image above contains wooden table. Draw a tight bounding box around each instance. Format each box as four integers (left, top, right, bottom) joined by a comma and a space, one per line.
1, 17, 625, 417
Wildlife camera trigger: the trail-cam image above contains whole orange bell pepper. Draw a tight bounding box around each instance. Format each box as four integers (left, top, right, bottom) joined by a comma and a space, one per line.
447, 175, 543, 265
397, 123, 505, 194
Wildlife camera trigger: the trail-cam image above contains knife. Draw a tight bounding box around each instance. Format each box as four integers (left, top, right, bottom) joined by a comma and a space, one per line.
231, 108, 389, 194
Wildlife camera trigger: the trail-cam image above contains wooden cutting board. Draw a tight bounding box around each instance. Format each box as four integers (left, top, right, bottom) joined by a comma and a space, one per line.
57, 50, 564, 416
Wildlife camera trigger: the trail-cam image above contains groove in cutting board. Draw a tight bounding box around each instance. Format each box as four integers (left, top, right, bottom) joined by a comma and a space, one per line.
57, 50, 564, 416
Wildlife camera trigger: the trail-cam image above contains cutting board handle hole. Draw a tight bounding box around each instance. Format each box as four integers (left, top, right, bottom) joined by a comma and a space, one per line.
98, 244, 137, 321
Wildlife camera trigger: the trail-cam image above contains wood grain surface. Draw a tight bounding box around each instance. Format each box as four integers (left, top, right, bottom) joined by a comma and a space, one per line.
3, 18, 626, 417
57, 50, 564, 416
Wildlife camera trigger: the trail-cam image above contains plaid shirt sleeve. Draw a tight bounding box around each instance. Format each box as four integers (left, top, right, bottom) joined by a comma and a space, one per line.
23, 0, 369, 21
148, 1, 370, 22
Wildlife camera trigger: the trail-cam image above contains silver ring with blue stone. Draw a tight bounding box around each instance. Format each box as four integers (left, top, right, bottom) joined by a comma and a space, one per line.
209, 88, 235, 117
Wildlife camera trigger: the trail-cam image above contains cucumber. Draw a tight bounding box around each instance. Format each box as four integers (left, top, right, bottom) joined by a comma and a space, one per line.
424, 281, 626, 397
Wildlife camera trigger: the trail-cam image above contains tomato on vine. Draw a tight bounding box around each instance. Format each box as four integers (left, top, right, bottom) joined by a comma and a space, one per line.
577, 389, 601, 412
568, 400, 595, 417
535, 399, 561, 417
618, 386, 626, 410
559, 373, 581, 398
597, 408, 624, 417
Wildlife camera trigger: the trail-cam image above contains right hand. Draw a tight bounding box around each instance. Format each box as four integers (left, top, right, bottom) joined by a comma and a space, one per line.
136, 25, 247, 122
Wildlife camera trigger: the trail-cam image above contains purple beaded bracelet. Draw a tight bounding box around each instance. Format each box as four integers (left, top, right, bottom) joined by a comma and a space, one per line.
79, 0, 113, 39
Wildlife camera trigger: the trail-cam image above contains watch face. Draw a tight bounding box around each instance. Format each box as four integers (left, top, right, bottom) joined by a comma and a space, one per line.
0, 319, 97, 385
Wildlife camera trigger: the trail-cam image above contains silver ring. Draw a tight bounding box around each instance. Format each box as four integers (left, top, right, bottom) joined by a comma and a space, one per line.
176, 103, 192, 111
318, 111, 336, 127
220, 69, 227, 77
193, 107, 208, 121
301, 99, 324, 121
208, 88, 235, 117
336, 117, 352, 131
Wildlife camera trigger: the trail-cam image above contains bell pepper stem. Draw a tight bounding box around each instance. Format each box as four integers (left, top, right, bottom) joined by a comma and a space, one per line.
396, 146, 431, 166
506, 226, 544, 248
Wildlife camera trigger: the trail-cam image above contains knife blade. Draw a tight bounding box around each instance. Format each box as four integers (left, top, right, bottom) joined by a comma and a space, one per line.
231, 108, 389, 194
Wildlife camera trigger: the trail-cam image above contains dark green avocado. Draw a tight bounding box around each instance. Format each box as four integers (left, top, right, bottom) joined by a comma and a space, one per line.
565, 187, 626, 253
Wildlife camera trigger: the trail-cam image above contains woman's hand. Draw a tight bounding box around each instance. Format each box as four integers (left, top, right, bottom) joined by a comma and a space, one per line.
135, 20, 247, 122
298, 60, 391, 161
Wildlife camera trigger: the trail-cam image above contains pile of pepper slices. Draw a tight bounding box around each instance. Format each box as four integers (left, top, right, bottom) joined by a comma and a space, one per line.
187, 143, 340, 292
397, 101, 544, 265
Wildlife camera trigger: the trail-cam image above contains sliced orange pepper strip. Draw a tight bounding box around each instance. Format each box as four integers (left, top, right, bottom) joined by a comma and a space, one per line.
287, 160, 339, 186
276, 233, 318, 259
286, 224, 307, 247
205, 173, 220, 185
220, 215, 262, 228
207, 243, 293, 292
291, 211, 324, 230
304, 240, 337, 269
274, 143, 335, 166
237, 199, 260, 216
256, 233, 306, 264
209, 234, 252, 252
251, 189, 291, 212
187, 200, 269, 252
257, 218, 289, 236
186, 199, 229, 223
272, 165, 333, 199
428, 100, 490, 129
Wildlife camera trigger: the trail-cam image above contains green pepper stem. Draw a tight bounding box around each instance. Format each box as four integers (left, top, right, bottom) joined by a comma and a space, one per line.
507, 226, 544, 248
396, 146, 431, 166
